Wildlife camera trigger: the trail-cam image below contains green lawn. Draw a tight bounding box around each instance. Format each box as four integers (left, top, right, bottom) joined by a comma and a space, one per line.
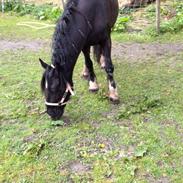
0, 13, 54, 40
0, 14, 183, 183
112, 31, 183, 43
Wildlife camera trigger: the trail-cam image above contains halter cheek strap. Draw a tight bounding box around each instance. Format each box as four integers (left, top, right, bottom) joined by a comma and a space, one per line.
51, 64, 55, 68
45, 83, 75, 106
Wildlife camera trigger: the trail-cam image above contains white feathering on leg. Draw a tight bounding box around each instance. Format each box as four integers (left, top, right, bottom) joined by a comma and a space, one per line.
89, 80, 99, 91
109, 82, 119, 100
100, 55, 106, 68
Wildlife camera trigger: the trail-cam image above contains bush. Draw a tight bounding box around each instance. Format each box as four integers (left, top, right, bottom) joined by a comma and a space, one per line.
145, 2, 183, 35
0, 0, 62, 21
145, 4, 156, 19
160, 3, 183, 33
113, 16, 131, 32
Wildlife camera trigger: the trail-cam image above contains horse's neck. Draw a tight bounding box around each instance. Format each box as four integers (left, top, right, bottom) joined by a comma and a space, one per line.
52, 9, 90, 84
53, 33, 86, 85
63, 51, 80, 85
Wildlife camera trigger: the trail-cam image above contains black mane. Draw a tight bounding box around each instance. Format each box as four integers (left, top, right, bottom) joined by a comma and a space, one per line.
51, 0, 78, 67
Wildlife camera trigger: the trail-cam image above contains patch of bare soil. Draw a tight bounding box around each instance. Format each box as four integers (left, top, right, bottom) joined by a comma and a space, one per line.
1, 39, 183, 63
0, 40, 49, 52
69, 161, 90, 174
112, 42, 183, 62
59, 161, 90, 175
144, 174, 170, 183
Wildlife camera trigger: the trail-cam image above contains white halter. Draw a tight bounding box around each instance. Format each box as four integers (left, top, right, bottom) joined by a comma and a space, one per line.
45, 64, 75, 106
45, 83, 75, 106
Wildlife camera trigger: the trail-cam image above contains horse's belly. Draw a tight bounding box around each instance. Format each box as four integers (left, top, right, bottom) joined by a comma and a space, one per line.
85, 31, 108, 46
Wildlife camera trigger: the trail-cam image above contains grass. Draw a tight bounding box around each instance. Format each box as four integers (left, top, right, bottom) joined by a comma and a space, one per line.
0, 13, 54, 40
1, 12, 183, 43
112, 30, 183, 43
0, 14, 183, 182
113, 0, 183, 43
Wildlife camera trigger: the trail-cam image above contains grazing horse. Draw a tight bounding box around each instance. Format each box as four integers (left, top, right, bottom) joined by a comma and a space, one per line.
40, 0, 119, 120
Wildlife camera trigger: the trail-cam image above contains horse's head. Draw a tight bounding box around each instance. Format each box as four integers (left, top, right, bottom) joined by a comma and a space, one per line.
39, 59, 74, 120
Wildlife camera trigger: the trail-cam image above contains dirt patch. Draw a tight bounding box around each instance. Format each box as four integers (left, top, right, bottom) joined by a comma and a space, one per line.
23, 134, 37, 143
144, 174, 170, 183
1, 39, 183, 62
112, 42, 183, 62
160, 120, 183, 142
0, 40, 49, 52
69, 161, 90, 174
60, 161, 90, 175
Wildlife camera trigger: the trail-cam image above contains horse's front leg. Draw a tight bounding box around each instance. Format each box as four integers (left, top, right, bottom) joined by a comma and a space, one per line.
82, 47, 99, 92
102, 37, 119, 104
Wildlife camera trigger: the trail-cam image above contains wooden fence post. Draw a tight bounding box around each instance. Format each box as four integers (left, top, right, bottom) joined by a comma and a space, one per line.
61, 0, 65, 9
156, 0, 161, 33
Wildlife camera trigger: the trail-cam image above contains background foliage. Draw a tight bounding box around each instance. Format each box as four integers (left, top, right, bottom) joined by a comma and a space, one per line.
1, 0, 62, 21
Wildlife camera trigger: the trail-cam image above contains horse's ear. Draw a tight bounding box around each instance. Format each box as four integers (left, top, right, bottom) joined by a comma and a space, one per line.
39, 58, 48, 69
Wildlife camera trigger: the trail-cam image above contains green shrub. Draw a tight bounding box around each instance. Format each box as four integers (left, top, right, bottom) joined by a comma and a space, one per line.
113, 16, 131, 32
145, 4, 156, 19
0, 0, 62, 21
160, 3, 183, 33
119, 7, 136, 15
145, 2, 183, 35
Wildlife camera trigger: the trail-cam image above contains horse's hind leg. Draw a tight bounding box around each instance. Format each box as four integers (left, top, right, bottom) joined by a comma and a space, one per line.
93, 45, 106, 69
100, 54, 106, 69
85, 46, 105, 71
82, 46, 99, 92
102, 37, 119, 104
81, 65, 89, 79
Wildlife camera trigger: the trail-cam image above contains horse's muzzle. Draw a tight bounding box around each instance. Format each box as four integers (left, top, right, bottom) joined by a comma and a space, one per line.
47, 106, 64, 120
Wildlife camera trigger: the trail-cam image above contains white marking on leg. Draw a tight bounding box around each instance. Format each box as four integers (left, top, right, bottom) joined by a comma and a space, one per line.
100, 55, 106, 69
82, 65, 89, 77
109, 82, 119, 100
89, 80, 99, 91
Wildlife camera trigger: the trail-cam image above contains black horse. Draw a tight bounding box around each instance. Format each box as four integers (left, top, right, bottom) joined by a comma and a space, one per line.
40, 0, 119, 120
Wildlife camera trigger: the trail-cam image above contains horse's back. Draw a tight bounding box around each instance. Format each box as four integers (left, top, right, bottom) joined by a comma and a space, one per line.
108, 0, 119, 27
78, 0, 118, 28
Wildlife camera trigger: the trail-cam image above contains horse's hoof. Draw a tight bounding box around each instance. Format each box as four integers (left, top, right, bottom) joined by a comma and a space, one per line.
109, 97, 120, 105
89, 88, 99, 93
108, 83, 119, 104
89, 80, 99, 92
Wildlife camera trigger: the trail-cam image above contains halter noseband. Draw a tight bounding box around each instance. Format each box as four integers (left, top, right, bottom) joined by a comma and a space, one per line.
45, 64, 75, 107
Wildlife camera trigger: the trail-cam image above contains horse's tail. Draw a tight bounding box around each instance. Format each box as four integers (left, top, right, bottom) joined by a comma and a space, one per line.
93, 45, 102, 64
